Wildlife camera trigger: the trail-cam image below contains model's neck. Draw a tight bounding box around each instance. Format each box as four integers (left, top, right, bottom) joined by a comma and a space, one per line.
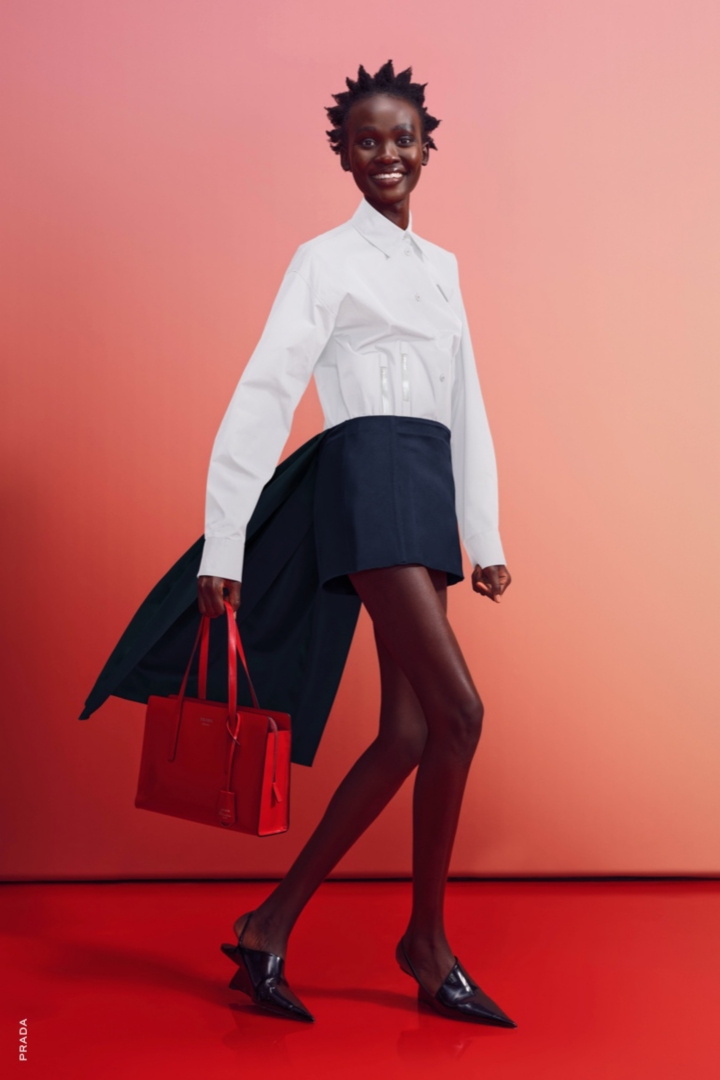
365, 196, 409, 232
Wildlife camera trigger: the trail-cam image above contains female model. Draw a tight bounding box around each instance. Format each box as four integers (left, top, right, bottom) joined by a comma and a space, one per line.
196, 60, 514, 1028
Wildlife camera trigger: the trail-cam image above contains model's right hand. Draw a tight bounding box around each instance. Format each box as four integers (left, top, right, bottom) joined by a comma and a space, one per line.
197, 576, 241, 617
472, 564, 511, 603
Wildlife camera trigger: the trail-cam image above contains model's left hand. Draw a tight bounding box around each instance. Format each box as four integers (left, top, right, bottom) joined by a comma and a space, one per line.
472, 564, 511, 602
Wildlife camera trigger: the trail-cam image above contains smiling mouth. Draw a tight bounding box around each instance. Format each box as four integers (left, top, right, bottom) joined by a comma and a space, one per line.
371, 172, 406, 184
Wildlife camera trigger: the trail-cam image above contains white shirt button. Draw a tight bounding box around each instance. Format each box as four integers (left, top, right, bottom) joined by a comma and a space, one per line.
439, 375, 445, 381
404, 248, 411, 256
415, 294, 421, 301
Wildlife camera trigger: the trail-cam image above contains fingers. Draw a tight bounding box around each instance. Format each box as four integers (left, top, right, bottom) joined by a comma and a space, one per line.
197, 576, 242, 617
472, 571, 491, 597
227, 579, 241, 613
472, 565, 512, 602
486, 566, 502, 602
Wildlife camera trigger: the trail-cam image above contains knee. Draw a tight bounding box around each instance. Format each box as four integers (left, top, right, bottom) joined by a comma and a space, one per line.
443, 693, 485, 759
379, 723, 428, 773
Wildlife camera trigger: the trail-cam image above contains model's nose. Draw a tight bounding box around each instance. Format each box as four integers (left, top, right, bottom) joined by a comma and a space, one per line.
376, 143, 400, 162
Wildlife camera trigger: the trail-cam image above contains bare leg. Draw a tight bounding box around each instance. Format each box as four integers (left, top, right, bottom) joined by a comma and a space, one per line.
234, 567, 438, 954
235, 565, 484, 997
348, 565, 484, 994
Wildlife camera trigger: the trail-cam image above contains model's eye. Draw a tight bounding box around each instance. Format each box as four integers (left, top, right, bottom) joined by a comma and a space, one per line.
359, 138, 376, 148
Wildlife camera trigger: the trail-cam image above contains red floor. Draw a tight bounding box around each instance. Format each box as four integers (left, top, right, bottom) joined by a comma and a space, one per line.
2, 880, 719, 1079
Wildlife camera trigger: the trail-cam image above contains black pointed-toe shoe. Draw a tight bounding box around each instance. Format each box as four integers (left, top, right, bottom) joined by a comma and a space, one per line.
220, 911, 315, 1022
396, 937, 517, 1028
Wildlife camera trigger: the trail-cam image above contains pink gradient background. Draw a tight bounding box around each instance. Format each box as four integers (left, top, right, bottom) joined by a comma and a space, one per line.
2, 1, 719, 879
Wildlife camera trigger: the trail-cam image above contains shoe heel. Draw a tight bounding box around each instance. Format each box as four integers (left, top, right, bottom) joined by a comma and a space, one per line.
396, 937, 422, 983
228, 961, 253, 998
220, 942, 240, 962
395, 941, 410, 976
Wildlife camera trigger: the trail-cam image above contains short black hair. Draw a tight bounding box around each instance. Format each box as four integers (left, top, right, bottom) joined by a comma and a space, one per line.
325, 59, 441, 156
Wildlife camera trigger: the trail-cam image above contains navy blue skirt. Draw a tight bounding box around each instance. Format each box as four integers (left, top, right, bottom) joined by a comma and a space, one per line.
313, 415, 465, 595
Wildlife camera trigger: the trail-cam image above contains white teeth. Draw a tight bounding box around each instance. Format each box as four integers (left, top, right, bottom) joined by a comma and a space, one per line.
374, 173, 403, 180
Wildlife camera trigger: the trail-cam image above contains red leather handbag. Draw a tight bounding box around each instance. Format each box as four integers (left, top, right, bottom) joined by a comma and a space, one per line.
135, 600, 291, 836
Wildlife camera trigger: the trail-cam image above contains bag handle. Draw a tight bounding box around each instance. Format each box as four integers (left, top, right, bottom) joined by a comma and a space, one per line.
167, 600, 260, 760
223, 599, 259, 718
221, 601, 283, 809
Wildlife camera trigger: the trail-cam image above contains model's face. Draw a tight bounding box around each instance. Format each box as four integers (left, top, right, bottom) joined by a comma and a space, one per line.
341, 94, 429, 211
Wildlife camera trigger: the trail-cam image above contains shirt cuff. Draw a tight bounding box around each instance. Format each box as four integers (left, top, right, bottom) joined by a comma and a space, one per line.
197, 535, 245, 582
463, 530, 506, 571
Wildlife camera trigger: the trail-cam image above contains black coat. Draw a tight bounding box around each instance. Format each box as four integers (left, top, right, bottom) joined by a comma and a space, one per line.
78, 432, 361, 767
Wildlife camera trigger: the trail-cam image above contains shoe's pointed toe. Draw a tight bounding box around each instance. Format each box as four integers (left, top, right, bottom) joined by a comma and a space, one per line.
253, 975, 315, 1022
435, 985, 517, 1028
221, 914, 315, 1023
431, 959, 517, 1028
468, 990, 517, 1028
397, 939, 517, 1029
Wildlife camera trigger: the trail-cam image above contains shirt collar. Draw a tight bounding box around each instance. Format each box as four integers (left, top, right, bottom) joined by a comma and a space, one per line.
350, 197, 425, 258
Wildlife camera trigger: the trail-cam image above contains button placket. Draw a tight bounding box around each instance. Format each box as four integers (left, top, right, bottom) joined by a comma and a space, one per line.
438, 353, 452, 417
379, 360, 390, 415
401, 348, 411, 415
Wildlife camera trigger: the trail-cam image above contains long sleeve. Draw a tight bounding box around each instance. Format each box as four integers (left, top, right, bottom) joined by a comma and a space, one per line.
198, 260, 337, 582
449, 261, 506, 570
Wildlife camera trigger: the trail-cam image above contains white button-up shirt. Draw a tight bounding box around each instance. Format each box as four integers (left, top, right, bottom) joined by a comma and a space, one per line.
198, 197, 505, 582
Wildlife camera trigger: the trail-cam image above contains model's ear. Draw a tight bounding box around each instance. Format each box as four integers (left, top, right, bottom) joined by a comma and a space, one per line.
421, 142, 430, 166
340, 146, 351, 172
